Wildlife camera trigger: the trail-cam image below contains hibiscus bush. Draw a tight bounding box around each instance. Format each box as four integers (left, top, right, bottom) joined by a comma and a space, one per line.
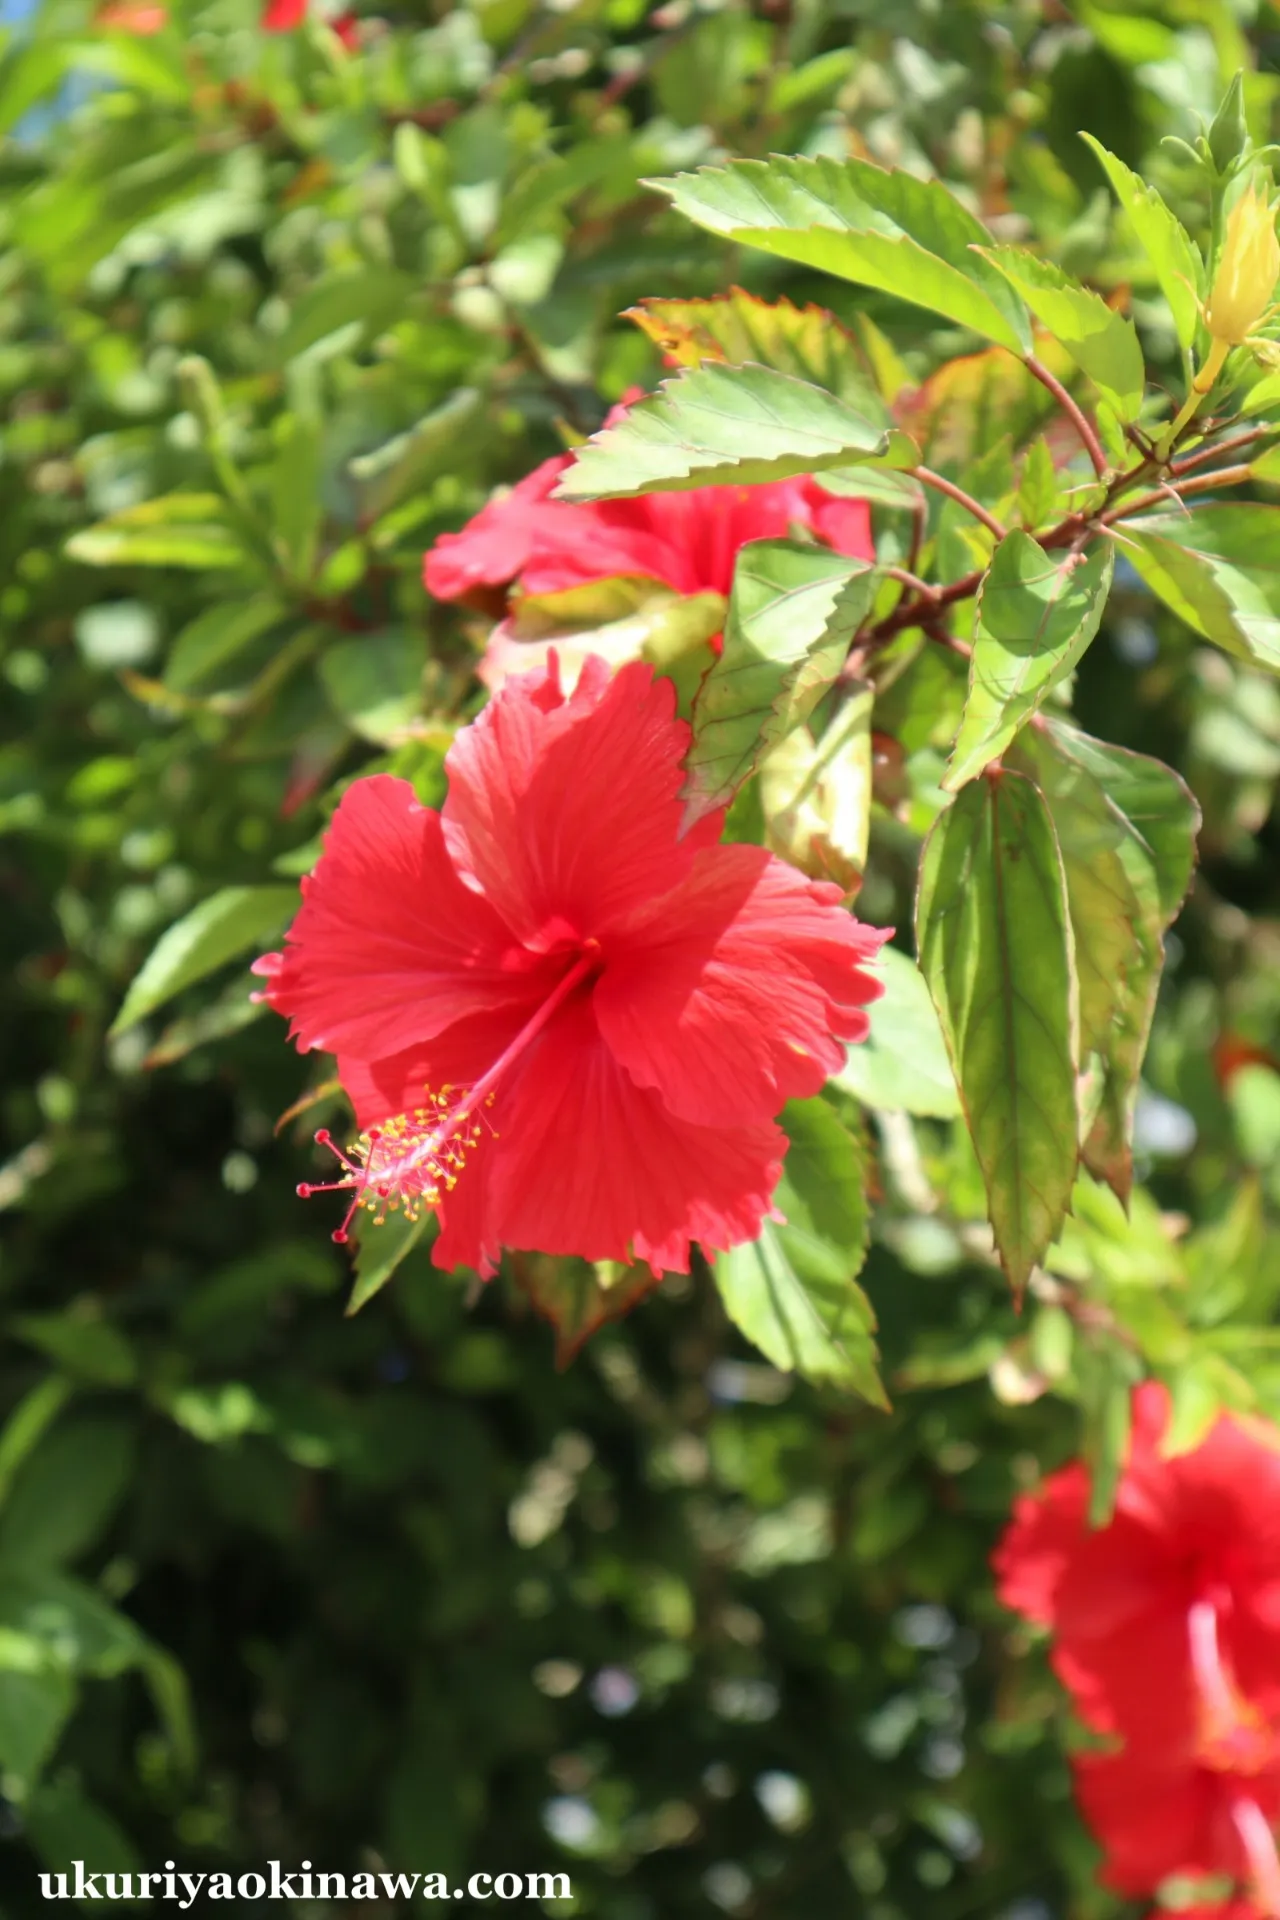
7, 0, 1280, 1914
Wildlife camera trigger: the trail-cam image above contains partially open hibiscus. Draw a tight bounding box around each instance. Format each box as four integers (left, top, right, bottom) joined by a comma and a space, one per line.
995, 1383, 1280, 1913
423, 399, 874, 689
255, 656, 887, 1277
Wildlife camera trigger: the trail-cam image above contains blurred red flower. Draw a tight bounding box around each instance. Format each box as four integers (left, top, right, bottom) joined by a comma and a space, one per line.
995, 1382, 1280, 1911
255, 656, 887, 1276
994, 1383, 1280, 1745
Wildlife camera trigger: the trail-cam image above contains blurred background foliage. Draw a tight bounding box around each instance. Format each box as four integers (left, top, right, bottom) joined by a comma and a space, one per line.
3, 0, 1280, 1913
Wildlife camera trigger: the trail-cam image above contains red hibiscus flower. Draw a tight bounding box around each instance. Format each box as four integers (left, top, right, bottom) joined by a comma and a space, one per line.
994, 1384, 1280, 1746
995, 1382, 1280, 1911
254, 656, 887, 1277
423, 451, 874, 607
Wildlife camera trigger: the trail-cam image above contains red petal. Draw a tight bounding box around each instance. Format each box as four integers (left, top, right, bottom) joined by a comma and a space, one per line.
423, 457, 573, 600
262, 0, 308, 24
431, 992, 786, 1278
441, 657, 717, 947
256, 775, 558, 1059
595, 843, 888, 1127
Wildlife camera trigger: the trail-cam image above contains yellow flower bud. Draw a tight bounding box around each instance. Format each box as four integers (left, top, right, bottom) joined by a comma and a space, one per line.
1206, 180, 1280, 345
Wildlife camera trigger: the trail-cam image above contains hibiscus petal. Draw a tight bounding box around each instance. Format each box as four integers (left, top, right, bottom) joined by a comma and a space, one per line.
431, 993, 785, 1278
423, 457, 572, 601
442, 657, 718, 947
594, 842, 888, 1128
257, 775, 556, 1059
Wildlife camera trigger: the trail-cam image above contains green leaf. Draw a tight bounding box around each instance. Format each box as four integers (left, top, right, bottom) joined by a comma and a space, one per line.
269, 414, 324, 582
758, 681, 873, 891
650, 156, 1030, 352
65, 493, 251, 571
513, 1255, 664, 1367
0, 1570, 149, 1677
715, 1098, 884, 1406
26, 1778, 142, 1879
980, 246, 1146, 420
1017, 437, 1061, 529
1032, 718, 1199, 1202
1080, 133, 1203, 348
142, 973, 268, 1069
1123, 506, 1280, 671
834, 945, 960, 1118
499, 578, 724, 714
916, 772, 1079, 1290
0, 1667, 75, 1793
349, 389, 485, 521
346, 1210, 429, 1317
164, 597, 287, 692
1077, 1343, 1142, 1526
626, 287, 887, 410
275, 268, 414, 363
1006, 730, 1146, 1065
945, 535, 1113, 789
111, 885, 298, 1036
318, 629, 424, 745
681, 542, 877, 829
0, 1379, 76, 1512
11, 1314, 137, 1389
557, 361, 895, 501
0, 1413, 136, 1568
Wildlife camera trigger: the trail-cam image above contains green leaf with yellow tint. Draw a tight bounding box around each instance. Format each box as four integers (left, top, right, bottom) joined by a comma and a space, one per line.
1123, 506, 1280, 672
916, 773, 1079, 1290
1031, 719, 1199, 1203
626, 287, 885, 410
945, 534, 1113, 789
681, 541, 877, 830
980, 246, 1145, 421
1080, 134, 1203, 348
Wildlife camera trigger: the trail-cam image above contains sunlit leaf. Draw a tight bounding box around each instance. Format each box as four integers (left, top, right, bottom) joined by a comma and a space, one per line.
651, 156, 1031, 351
557, 360, 895, 500
626, 287, 885, 410
1080, 133, 1203, 348
1123, 506, 1280, 672
111, 886, 299, 1036
916, 772, 1079, 1290
834, 946, 960, 1119
681, 541, 877, 829
715, 1098, 884, 1406
945, 534, 1113, 789
980, 246, 1145, 421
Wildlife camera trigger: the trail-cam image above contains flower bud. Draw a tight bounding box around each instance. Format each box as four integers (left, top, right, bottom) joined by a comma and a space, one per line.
1206, 180, 1280, 344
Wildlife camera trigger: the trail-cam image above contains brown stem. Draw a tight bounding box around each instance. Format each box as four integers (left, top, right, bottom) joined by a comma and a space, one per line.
1024, 352, 1108, 479
1104, 463, 1255, 523
884, 564, 933, 597
910, 466, 1009, 541
1169, 428, 1268, 478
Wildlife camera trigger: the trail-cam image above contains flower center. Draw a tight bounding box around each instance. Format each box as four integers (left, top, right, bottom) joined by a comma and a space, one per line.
298, 940, 601, 1245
